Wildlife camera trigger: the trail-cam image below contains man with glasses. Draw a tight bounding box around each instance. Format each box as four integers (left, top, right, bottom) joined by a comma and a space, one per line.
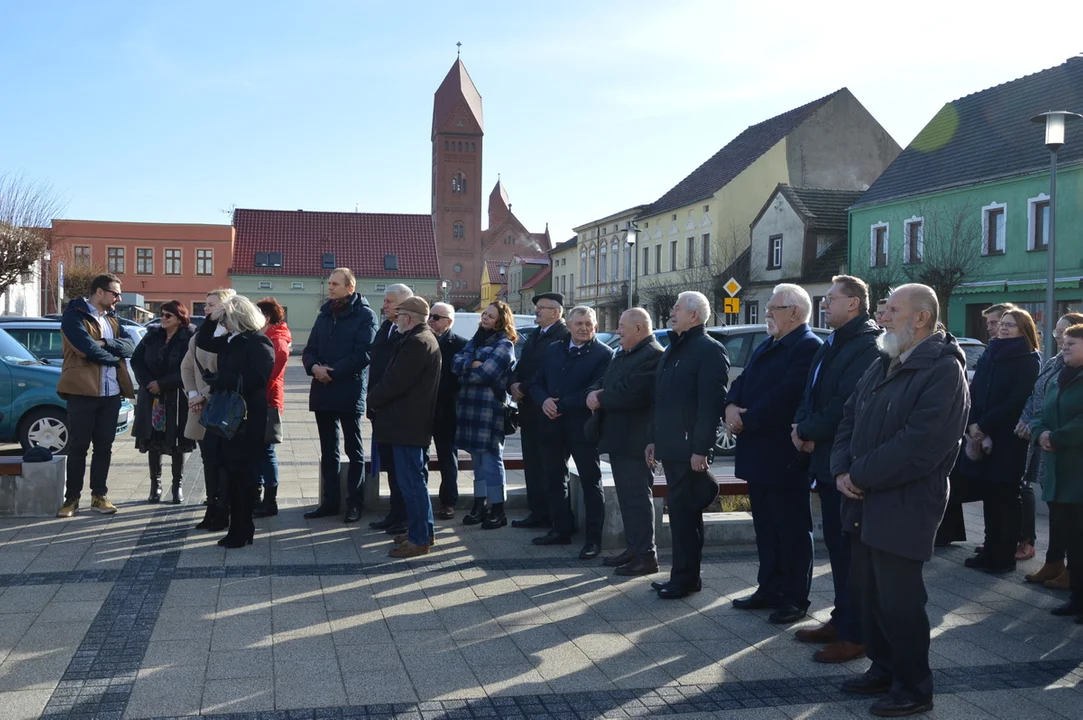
727, 284, 822, 623
427, 302, 467, 519
791, 275, 882, 663
56, 274, 136, 518
508, 292, 570, 529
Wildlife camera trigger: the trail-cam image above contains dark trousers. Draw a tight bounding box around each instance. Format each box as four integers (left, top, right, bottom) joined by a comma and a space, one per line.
747, 482, 814, 609
65, 394, 123, 501
200, 437, 226, 509
1050, 503, 1083, 602
226, 465, 256, 541
982, 483, 1022, 568
1046, 508, 1068, 565
379, 443, 407, 522
542, 420, 602, 540
851, 538, 933, 703
429, 430, 459, 508
520, 416, 550, 521
149, 449, 187, 486
1020, 483, 1036, 544
662, 461, 717, 588
609, 454, 656, 557
816, 478, 861, 643
314, 411, 365, 510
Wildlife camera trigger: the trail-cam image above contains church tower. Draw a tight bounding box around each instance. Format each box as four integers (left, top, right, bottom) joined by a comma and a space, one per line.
431, 58, 484, 307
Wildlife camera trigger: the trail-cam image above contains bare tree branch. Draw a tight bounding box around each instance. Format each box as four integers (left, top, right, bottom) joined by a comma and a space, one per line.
901, 199, 985, 317
0, 172, 66, 299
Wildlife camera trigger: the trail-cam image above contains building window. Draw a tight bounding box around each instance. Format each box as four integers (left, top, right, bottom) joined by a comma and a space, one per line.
258, 280, 272, 290
291, 281, 304, 290
136, 248, 153, 275
580, 252, 587, 283
107, 247, 125, 274
255, 252, 282, 268
454, 263, 462, 273
981, 202, 1007, 256
196, 249, 213, 275
452, 171, 467, 194
816, 298, 828, 329
375, 283, 387, 292
1028, 195, 1050, 251
702, 234, 711, 266
903, 217, 924, 264
74, 246, 91, 266
747, 301, 759, 325
869, 223, 889, 267
599, 243, 607, 283
670, 240, 678, 271
610, 240, 619, 281
164, 249, 181, 275
642, 246, 649, 276
703, 205, 709, 213
322, 253, 336, 270
623, 243, 631, 280
686, 237, 695, 268
768, 235, 783, 270
671, 214, 677, 221
453, 221, 465, 240
588, 248, 596, 285
655, 245, 662, 274
384, 254, 398, 270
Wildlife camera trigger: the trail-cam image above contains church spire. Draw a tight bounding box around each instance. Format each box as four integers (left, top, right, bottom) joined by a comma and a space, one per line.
432, 58, 484, 139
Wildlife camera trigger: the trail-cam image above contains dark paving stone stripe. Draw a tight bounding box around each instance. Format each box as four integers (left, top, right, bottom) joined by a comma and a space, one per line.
132, 657, 1083, 720
39, 513, 190, 720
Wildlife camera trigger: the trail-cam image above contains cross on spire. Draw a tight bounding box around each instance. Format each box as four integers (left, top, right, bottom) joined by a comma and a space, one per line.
456, 41, 462, 58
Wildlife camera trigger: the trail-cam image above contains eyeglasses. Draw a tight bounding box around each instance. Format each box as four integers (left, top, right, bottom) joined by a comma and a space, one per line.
999, 321, 1019, 329
105, 289, 122, 299
161, 312, 175, 320
820, 295, 855, 307
429, 314, 448, 321
765, 304, 795, 314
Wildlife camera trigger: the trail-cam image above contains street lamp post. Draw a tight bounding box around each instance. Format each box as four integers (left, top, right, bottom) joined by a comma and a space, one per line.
440, 279, 448, 303
625, 221, 639, 311
1031, 111, 1083, 358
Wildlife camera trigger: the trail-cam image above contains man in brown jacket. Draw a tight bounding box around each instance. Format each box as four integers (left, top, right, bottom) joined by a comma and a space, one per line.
367, 297, 442, 558
56, 274, 136, 517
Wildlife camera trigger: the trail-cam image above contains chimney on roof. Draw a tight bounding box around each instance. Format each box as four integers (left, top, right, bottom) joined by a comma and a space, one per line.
297, 209, 303, 212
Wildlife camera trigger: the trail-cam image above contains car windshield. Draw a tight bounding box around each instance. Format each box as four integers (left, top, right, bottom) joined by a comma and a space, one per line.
0, 328, 44, 365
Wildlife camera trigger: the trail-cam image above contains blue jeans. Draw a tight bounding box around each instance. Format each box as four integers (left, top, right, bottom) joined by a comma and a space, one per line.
470, 447, 506, 504
393, 445, 433, 545
257, 443, 279, 490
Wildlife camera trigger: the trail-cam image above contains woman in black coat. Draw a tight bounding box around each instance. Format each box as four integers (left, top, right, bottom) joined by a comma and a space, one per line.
132, 301, 197, 504
958, 308, 1041, 573
196, 295, 275, 549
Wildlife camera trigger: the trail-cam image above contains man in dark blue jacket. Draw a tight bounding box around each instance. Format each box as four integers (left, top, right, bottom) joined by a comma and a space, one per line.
727, 284, 822, 624
301, 269, 378, 523
528, 306, 613, 558
646, 292, 729, 598
792, 276, 881, 663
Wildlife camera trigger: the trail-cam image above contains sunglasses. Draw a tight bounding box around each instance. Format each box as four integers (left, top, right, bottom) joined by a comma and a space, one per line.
161, 312, 175, 320
429, 314, 449, 321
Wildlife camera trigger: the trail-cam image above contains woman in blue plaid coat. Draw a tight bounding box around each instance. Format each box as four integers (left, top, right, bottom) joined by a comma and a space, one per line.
453, 301, 518, 530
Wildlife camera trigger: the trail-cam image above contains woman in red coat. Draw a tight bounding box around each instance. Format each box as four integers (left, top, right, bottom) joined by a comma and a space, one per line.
253, 298, 292, 517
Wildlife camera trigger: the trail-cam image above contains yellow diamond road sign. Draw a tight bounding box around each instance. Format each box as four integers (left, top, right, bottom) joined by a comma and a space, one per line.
723, 277, 742, 297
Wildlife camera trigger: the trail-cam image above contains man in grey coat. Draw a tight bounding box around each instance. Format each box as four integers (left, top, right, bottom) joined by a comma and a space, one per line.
831, 284, 970, 718
587, 308, 664, 576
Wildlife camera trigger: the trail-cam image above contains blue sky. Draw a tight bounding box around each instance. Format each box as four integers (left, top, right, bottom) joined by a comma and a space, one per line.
3, 0, 1082, 242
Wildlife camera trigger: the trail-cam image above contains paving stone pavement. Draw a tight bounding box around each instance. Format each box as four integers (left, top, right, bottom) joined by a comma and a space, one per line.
0, 358, 1081, 719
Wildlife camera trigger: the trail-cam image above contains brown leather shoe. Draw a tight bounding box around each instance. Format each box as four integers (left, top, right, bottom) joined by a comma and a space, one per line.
795, 622, 839, 644
1026, 561, 1065, 583
393, 533, 435, 546
389, 541, 430, 559
603, 549, 636, 567
814, 640, 866, 664
1046, 569, 1071, 590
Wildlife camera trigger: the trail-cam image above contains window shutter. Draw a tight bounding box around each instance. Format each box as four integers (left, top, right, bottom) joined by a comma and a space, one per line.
883, 227, 888, 259
902, 226, 910, 263
917, 223, 924, 261
996, 211, 1006, 253
869, 226, 876, 266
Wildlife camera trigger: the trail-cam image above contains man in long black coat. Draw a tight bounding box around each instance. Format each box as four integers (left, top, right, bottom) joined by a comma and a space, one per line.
646, 292, 729, 599
587, 308, 663, 576
831, 284, 969, 718
427, 302, 467, 519
792, 276, 881, 663
508, 292, 571, 529
368, 284, 415, 534
301, 269, 377, 523
528, 306, 614, 558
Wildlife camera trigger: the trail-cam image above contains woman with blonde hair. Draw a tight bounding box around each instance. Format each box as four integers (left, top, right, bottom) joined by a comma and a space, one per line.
195, 294, 274, 548
182, 288, 236, 531
452, 301, 518, 529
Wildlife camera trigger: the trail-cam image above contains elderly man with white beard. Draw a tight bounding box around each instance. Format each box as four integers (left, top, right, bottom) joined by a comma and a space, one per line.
830, 284, 970, 718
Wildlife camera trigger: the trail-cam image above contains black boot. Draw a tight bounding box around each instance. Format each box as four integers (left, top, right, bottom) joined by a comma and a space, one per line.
147, 451, 163, 503
253, 486, 278, 518
219, 476, 255, 548
170, 451, 187, 504
482, 502, 507, 530
205, 468, 231, 532
462, 497, 488, 526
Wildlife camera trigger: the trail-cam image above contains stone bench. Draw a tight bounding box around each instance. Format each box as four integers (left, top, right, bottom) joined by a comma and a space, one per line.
0, 457, 68, 518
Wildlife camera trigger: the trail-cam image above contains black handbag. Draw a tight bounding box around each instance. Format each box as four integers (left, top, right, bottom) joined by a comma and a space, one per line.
503, 402, 519, 435
195, 357, 248, 439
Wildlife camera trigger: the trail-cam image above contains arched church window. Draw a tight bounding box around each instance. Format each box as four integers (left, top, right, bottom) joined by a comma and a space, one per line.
454, 263, 463, 273
453, 222, 465, 239
471, 142, 476, 152
457, 142, 463, 151
444, 141, 449, 150
452, 172, 467, 194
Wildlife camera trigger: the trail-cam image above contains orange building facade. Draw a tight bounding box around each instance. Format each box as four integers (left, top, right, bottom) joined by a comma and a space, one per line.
50, 220, 234, 316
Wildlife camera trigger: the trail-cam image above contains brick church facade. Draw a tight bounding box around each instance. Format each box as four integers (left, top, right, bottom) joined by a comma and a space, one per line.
431, 59, 550, 309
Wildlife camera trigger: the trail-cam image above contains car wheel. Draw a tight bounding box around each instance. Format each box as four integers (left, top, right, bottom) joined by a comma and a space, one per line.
715, 423, 737, 456
20, 407, 70, 455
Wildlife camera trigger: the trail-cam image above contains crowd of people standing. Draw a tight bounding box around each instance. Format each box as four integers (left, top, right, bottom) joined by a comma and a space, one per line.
48, 270, 1083, 718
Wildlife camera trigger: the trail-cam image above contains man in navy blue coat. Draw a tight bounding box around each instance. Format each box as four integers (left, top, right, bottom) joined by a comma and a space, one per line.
528, 306, 614, 559
727, 284, 822, 625
792, 276, 882, 663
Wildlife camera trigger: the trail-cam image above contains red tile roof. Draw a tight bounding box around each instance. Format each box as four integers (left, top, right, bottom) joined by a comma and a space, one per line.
484, 259, 510, 285
232, 209, 439, 278
520, 265, 552, 290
